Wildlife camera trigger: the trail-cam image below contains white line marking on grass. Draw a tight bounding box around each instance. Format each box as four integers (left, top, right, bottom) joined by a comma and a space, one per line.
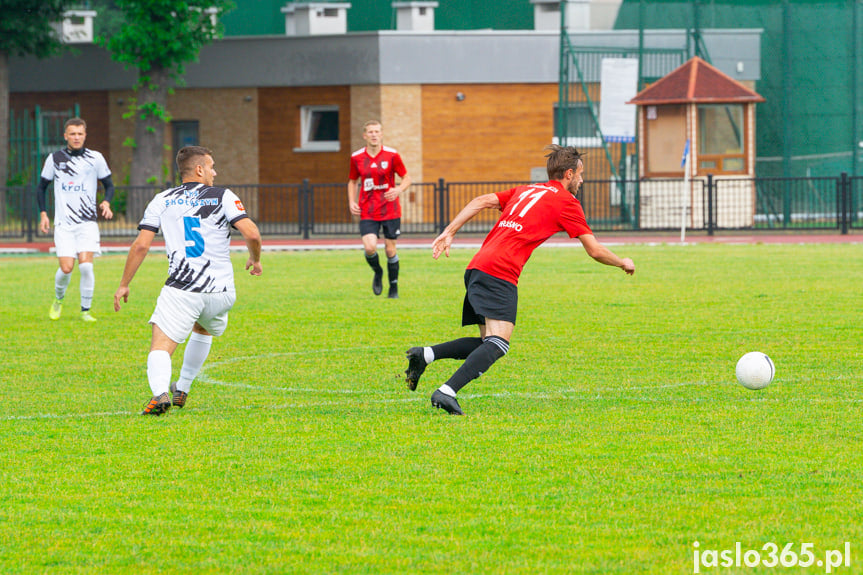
615, 381, 711, 391
470, 382, 709, 401
198, 346, 379, 394
203, 346, 379, 366
197, 378, 366, 395
3, 388, 863, 422
4, 350, 857, 421
1, 410, 136, 421
191, 396, 425, 413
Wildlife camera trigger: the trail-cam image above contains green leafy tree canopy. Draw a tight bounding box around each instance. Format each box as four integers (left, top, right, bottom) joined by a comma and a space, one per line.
0, 0, 70, 57
96, 0, 234, 186
101, 0, 234, 80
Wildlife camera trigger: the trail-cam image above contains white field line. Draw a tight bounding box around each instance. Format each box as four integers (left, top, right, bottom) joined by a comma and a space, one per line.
2, 349, 858, 421
4, 391, 863, 422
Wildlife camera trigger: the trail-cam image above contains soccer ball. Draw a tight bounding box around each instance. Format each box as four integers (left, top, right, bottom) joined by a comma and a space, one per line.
735, 352, 775, 390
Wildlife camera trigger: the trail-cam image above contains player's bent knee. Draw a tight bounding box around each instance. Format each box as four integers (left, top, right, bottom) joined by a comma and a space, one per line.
483, 335, 510, 360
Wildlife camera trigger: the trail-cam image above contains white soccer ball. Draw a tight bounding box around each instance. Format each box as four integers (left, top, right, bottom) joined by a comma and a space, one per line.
735, 352, 775, 390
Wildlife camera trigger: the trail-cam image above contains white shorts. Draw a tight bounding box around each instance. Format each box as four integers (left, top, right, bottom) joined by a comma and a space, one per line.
54, 221, 101, 258
149, 285, 236, 344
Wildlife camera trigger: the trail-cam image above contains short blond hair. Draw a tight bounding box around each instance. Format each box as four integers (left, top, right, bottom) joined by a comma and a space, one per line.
64, 117, 86, 131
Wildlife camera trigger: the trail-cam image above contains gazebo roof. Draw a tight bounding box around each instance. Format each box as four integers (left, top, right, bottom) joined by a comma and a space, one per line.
628, 56, 764, 105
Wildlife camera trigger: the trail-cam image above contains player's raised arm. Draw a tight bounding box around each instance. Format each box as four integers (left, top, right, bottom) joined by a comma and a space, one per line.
432, 192, 500, 259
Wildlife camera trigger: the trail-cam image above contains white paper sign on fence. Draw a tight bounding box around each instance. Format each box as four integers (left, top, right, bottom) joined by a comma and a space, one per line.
600, 58, 639, 143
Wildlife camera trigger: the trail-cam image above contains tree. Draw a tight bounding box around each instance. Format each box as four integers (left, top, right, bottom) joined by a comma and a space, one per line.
101, 0, 233, 186
0, 0, 73, 219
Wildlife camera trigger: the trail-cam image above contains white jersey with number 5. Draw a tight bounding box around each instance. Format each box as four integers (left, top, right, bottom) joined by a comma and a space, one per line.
139, 182, 249, 293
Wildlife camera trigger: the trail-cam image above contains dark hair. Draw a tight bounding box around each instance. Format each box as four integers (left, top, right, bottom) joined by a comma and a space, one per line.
545, 144, 583, 180
176, 146, 213, 177
64, 117, 86, 130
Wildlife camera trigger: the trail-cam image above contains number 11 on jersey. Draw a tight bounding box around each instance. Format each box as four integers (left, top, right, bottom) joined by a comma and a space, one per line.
507, 188, 548, 218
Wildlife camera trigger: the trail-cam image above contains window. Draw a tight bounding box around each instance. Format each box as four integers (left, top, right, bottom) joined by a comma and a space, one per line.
296, 105, 340, 152
697, 104, 746, 174
553, 102, 602, 148
171, 120, 199, 182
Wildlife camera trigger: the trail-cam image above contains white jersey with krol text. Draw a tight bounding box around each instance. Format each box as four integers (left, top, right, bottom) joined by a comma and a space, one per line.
139, 182, 249, 293
40, 148, 111, 225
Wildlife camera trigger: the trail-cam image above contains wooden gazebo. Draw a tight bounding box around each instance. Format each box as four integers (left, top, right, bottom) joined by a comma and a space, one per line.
627, 56, 765, 228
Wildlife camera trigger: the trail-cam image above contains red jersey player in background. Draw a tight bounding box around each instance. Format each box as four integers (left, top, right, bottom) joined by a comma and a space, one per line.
347, 120, 412, 298
404, 145, 635, 415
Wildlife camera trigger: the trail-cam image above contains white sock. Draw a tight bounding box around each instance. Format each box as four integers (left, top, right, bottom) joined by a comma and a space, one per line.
55, 268, 71, 300
423, 346, 435, 364
176, 333, 213, 393
438, 384, 457, 397
79, 262, 94, 310
147, 350, 172, 396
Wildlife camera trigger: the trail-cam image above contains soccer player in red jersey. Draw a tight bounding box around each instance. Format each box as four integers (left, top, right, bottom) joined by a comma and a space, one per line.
347, 120, 412, 298
404, 145, 635, 415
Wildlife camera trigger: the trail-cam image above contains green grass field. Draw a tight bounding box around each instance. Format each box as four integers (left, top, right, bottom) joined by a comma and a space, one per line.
1, 242, 861, 574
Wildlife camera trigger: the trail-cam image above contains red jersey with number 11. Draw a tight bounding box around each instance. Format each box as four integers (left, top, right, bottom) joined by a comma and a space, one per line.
349, 146, 407, 220
467, 180, 593, 285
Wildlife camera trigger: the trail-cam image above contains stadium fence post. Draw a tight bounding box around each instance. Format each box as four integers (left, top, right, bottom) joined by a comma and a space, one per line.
436, 178, 447, 234
26, 185, 35, 243
302, 178, 311, 240
706, 174, 714, 236
840, 172, 849, 235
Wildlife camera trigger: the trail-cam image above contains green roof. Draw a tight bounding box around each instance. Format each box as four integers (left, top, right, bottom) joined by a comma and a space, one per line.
221, 0, 535, 35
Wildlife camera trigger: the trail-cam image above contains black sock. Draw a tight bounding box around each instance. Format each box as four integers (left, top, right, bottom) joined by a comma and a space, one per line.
444, 336, 509, 393
365, 252, 382, 274
431, 337, 483, 361
387, 255, 399, 286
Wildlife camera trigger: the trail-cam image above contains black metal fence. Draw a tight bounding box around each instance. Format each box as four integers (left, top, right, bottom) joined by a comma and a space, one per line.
3, 174, 862, 241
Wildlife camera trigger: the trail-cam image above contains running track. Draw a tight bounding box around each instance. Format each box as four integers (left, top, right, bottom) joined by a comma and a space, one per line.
2, 232, 862, 255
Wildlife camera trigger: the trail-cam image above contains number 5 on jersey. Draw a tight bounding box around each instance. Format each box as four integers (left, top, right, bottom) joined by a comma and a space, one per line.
184, 216, 205, 258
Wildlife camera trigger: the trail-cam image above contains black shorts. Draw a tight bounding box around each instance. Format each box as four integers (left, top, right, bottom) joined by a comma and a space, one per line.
359, 218, 401, 240
462, 268, 518, 326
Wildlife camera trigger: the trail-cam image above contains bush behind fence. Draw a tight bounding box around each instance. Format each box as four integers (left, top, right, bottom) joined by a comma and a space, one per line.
3, 174, 862, 241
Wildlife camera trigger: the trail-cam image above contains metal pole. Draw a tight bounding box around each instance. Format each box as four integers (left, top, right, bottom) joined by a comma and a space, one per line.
707, 173, 714, 236
782, 0, 793, 224
693, 0, 701, 59
437, 178, 446, 233
853, 0, 860, 178
681, 139, 691, 242
620, 143, 628, 224
558, 0, 567, 147
840, 172, 849, 234
634, 0, 644, 228
35, 105, 43, 189
26, 185, 34, 243
302, 179, 310, 239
